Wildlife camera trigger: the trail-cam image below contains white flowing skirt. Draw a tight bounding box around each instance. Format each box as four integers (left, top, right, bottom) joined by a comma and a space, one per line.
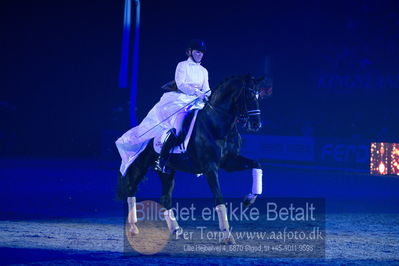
116, 91, 205, 176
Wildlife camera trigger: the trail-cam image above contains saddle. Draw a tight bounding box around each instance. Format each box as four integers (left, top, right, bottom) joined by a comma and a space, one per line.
153, 109, 198, 155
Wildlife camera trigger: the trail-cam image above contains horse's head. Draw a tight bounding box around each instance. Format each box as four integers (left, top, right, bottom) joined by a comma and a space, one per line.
209, 75, 271, 132
238, 75, 270, 132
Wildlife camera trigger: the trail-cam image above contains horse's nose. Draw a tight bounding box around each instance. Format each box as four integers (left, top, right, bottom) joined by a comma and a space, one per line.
255, 121, 262, 131
249, 121, 261, 132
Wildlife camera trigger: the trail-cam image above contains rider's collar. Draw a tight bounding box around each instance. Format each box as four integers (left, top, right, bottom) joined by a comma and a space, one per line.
187, 57, 201, 65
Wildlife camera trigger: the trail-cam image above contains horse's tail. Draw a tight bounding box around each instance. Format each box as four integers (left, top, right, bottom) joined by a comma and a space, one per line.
115, 139, 157, 200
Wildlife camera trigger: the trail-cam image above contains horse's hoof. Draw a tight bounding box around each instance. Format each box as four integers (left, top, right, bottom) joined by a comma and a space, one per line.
220, 230, 236, 245
129, 223, 139, 236
172, 227, 183, 239
242, 193, 258, 209
221, 235, 236, 245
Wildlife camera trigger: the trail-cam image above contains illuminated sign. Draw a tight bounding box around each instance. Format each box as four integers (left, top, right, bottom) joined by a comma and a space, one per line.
370, 142, 399, 176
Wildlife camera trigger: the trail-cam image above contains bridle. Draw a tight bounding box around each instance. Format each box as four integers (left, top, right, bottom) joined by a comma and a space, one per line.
237, 77, 261, 126
206, 76, 261, 128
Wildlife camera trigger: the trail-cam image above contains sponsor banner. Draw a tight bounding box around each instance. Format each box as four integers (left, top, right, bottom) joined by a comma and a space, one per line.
240, 135, 315, 162
124, 198, 325, 258
315, 138, 369, 169
240, 135, 369, 170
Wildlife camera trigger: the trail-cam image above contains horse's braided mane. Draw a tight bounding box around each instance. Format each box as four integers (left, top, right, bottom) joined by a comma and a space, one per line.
214, 75, 241, 91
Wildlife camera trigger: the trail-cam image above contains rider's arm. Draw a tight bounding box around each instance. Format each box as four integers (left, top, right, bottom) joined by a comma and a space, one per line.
202, 68, 211, 98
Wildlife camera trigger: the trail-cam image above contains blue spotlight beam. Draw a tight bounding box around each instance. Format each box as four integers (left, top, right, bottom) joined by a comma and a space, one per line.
118, 0, 131, 89
130, 0, 140, 126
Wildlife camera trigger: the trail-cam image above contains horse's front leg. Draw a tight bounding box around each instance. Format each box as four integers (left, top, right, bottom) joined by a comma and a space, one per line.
220, 155, 263, 208
127, 196, 139, 235
158, 170, 182, 238
205, 167, 236, 245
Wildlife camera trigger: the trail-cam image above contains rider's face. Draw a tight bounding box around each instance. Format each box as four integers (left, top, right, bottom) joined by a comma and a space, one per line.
191, 50, 204, 63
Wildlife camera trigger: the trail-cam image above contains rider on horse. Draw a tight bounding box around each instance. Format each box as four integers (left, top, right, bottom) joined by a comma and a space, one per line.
115, 39, 210, 175
117, 49, 267, 242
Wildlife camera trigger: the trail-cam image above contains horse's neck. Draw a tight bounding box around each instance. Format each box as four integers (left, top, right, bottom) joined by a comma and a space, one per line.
199, 107, 237, 140
202, 78, 243, 138
211, 77, 243, 114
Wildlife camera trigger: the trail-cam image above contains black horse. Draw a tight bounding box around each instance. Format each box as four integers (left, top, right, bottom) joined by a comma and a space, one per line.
118, 75, 265, 244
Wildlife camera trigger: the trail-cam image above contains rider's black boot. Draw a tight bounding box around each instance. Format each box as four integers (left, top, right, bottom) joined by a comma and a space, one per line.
154, 129, 179, 173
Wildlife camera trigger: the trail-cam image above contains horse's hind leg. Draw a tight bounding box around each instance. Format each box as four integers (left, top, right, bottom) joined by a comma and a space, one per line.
119, 141, 158, 236
124, 163, 149, 236
127, 196, 139, 235
158, 170, 182, 237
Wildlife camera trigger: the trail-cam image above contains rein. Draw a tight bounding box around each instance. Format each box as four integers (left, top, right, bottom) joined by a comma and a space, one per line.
206, 79, 246, 121
206, 101, 236, 120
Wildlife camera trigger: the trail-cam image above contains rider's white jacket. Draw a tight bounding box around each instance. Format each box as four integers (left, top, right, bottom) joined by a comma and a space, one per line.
115, 57, 211, 176
175, 57, 211, 98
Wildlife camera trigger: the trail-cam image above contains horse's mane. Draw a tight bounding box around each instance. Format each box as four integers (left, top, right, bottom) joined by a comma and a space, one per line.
213, 75, 242, 91
209, 75, 244, 103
